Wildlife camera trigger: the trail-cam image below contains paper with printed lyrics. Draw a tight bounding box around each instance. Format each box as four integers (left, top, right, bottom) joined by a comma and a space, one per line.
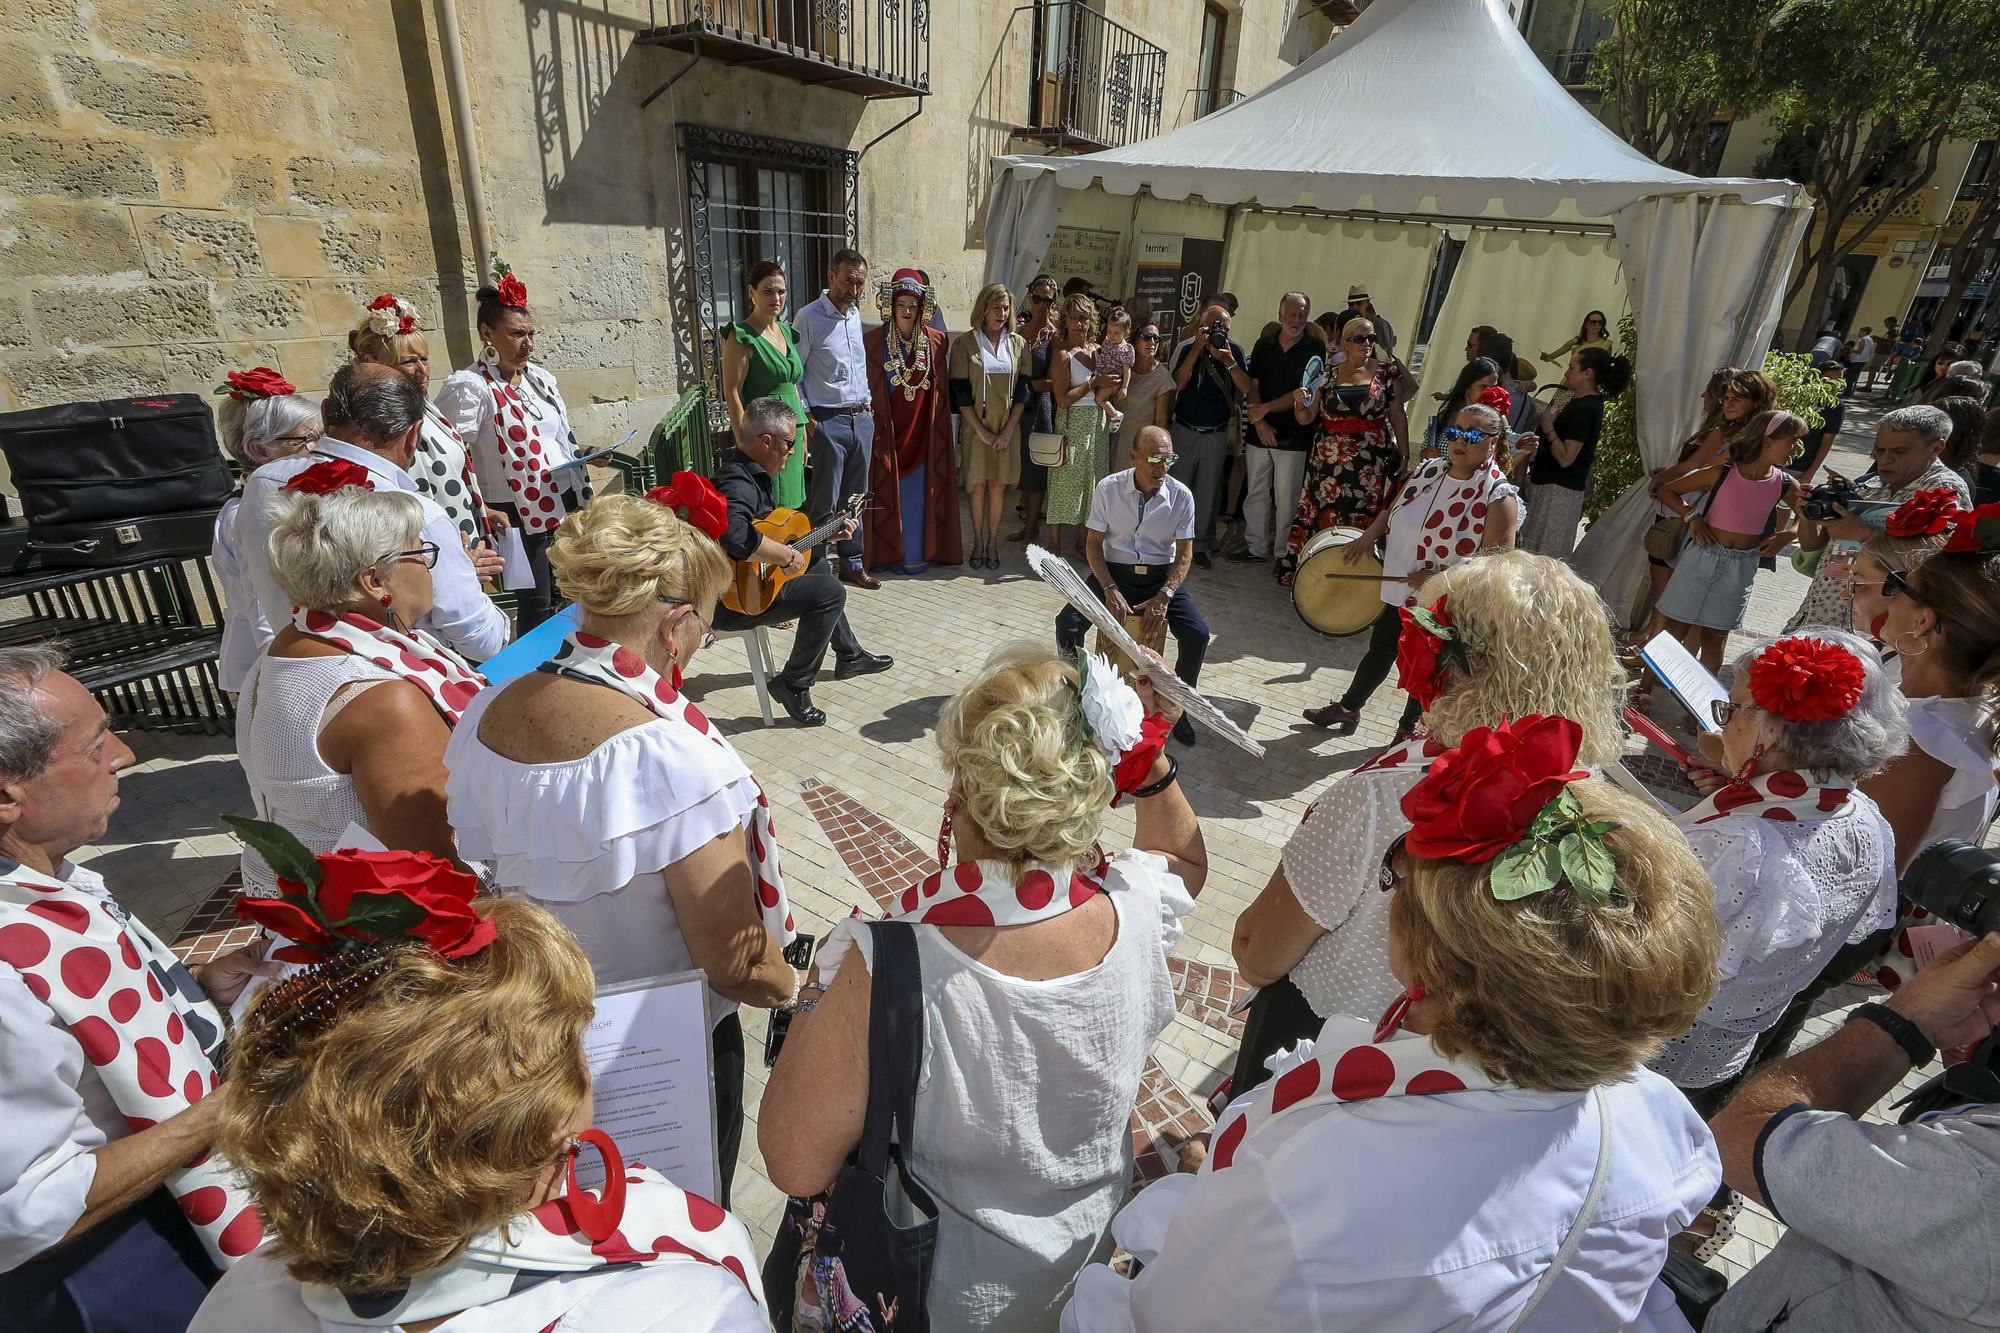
497, 527, 535, 591
1638, 632, 1730, 735
577, 970, 718, 1202
548, 428, 641, 480
1025, 544, 1264, 756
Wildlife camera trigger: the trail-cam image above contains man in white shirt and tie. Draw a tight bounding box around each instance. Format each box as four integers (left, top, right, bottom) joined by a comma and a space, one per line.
1056, 426, 1206, 744
234, 362, 509, 662
795, 248, 878, 588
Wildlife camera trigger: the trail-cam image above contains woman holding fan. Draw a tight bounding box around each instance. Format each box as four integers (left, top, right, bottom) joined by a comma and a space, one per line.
444, 488, 801, 1207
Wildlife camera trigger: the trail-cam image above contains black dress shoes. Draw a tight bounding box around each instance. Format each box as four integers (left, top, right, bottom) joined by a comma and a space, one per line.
769, 677, 826, 727
1172, 715, 1197, 746
834, 649, 894, 680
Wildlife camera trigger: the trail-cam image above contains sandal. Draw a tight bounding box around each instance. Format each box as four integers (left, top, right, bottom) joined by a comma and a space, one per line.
1303, 701, 1359, 733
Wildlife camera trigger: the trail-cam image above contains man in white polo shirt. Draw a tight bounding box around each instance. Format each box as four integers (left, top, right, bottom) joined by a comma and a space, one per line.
1056, 425, 1206, 744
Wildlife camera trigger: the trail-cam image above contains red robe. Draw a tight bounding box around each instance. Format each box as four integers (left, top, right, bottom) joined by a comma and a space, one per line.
864, 323, 964, 570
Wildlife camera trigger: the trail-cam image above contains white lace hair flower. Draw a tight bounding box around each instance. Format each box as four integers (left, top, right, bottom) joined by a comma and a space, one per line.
365, 295, 418, 338
1076, 650, 1144, 758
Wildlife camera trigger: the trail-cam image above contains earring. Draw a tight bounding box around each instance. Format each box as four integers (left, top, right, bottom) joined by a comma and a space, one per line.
379, 592, 393, 610
1892, 629, 1932, 658
1374, 983, 1426, 1043
935, 804, 954, 868
1735, 741, 1766, 783
667, 638, 684, 691
481, 341, 499, 363
561, 1129, 628, 1243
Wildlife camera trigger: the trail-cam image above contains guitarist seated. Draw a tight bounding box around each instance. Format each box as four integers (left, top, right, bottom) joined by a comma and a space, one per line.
713, 397, 892, 726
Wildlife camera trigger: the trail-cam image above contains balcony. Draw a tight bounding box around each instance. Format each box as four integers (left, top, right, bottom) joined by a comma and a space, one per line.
635, 0, 929, 99
1018, 2, 1166, 151
1180, 85, 1245, 125
1550, 46, 1598, 87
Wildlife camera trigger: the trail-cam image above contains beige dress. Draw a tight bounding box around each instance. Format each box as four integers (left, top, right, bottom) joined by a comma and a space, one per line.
950, 329, 1025, 489
1116, 363, 1177, 455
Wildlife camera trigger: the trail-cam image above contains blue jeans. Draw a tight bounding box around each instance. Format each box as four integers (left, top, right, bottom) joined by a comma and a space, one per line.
808, 407, 874, 570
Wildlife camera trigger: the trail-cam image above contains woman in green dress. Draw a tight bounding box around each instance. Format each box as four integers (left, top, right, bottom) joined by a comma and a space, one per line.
721, 259, 808, 507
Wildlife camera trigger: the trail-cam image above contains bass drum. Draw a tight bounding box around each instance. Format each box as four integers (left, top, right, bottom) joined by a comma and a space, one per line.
1293, 526, 1386, 636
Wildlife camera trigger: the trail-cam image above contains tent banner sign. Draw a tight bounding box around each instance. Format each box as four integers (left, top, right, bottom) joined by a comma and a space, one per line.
1133, 232, 1184, 323
1045, 225, 1120, 295
1178, 238, 1227, 327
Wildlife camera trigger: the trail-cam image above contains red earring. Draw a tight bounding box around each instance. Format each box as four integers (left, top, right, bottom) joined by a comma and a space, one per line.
562, 1129, 627, 1243
379, 592, 393, 610
1374, 984, 1426, 1043
935, 805, 954, 869
667, 639, 684, 692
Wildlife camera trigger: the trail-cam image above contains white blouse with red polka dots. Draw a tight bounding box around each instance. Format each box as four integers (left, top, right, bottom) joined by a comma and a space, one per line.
1378, 457, 1521, 609
434, 360, 580, 535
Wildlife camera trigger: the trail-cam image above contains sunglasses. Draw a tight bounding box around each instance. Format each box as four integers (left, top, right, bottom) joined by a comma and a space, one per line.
383, 542, 440, 571
1440, 426, 1490, 445
1030, 293, 1054, 304
1848, 568, 1911, 599
1378, 834, 1408, 893
1710, 698, 1757, 727
660, 596, 718, 650
1137, 332, 1162, 342
1346, 334, 1378, 346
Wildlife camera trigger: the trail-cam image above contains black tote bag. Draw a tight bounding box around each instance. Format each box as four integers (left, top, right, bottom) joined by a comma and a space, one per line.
762, 921, 938, 1331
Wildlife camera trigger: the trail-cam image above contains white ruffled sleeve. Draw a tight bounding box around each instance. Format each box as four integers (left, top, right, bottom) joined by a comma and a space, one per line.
1107, 848, 1195, 959
1281, 774, 1396, 934
446, 698, 759, 902
1683, 822, 1818, 982
1909, 696, 1999, 819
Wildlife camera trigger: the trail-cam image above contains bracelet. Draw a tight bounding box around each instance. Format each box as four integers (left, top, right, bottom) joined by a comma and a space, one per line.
1131, 754, 1180, 799
789, 981, 830, 1015
1844, 1002, 1935, 1068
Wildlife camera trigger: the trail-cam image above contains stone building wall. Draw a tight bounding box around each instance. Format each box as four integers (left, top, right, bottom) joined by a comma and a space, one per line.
1, 0, 1321, 446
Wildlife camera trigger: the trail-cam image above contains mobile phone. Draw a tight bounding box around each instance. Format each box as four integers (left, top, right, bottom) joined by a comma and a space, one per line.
763, 932, 819, 1067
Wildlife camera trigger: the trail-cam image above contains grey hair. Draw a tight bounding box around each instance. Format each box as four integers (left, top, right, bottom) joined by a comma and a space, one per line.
740, 396, 795, 441
1731, 629, 1908, 781
1880, 404, 1952, 447
217, 393, 320, 469
269, 488, 426, 611
0, 643, 70, 784
322, 362, 425, 447
1948, 360, 1986, 380
1280, 291, 1311, 312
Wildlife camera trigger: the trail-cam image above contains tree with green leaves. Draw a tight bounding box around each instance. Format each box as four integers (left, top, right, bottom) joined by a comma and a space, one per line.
1761, 0, 2000, 349
1592, 0, 1783, 175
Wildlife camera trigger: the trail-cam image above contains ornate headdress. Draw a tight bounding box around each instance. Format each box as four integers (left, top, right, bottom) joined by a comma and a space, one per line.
489, 253, 529, 310
877, 267, 937, 400
364, 293, 420, 338
644, 471, 728, 542
216, 366, 295, 401
1071, 649, 1172, 807
1745, 636, 1865, 724
1399, 714, 1620, 904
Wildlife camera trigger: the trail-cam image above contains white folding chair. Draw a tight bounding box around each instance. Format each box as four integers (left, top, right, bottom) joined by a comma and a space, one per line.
737, 627, 776, 727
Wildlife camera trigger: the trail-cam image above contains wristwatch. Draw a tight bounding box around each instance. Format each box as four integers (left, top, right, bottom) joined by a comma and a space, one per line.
1845, 1002, 1936, 1068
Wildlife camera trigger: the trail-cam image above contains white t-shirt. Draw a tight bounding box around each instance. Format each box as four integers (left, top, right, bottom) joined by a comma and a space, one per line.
1062, 1045, 1718, 1332
191, 1250, 769, 1332
848, 851, 1194, 1333
444, 681, 765, 1028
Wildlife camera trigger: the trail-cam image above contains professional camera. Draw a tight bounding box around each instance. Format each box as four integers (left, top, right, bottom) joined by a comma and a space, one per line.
1801, 472, 1898, 524
1205, 320, 1229, 349
1891, 839, 2000, 1121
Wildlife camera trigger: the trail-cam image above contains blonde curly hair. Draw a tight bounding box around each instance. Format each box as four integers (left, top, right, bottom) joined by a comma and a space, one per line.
1391, 780, 1721, 1091
218, 898, 594, 1291
549, 492, 731, 619
1419, 551, 1628, 768
935, 641, 1113, 869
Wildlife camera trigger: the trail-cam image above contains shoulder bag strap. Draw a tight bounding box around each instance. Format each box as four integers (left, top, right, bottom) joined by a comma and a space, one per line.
857, 921, 923, 1175
1506, 1086, 1612, 1331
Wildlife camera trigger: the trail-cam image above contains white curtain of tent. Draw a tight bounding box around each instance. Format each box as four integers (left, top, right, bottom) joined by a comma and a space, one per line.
983, 170, 1068, 296
1219, 212, 1440, 350
1414, 228, 1626, 427
1570, 194, 1813, 624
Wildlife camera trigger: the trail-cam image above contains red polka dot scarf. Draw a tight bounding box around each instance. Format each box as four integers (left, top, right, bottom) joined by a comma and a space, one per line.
1352, 734, 1448, 777
475, 359, 563, 534
300, 1165, 765, 1327
888, 854, 1110, 928
1679, 770, 1855, 826
0, 860, 262, 1266
543, 631, 795, 943
291, 608, 486, 727
1206, 1014, 1499, 1174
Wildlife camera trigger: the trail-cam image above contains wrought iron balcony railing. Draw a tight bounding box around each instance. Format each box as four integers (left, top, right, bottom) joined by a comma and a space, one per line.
637, 0, 929, 98
1019, 2, 1166, 151
1550, 46, 1598, 86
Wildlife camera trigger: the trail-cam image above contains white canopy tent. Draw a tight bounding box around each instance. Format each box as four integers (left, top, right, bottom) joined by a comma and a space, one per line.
983, 0, 1811, 624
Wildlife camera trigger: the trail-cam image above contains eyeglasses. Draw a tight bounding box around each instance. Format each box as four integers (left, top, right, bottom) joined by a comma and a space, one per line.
383, 542, 440, 570
1030, 292, 1054, 304
271, 428, 323, 448
1440, 426, 1490, 445
1710, 698, 1757, 727
1378, 835, 1408, 894
1141, 452, 1176, 466
660, 597, 717, 649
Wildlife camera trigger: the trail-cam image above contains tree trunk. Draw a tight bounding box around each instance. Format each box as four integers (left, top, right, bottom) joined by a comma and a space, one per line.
1928, 185, 2000, 343
1793, 235, 1848, 351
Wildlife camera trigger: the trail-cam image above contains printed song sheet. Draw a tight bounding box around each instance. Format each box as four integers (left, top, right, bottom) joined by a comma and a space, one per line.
1638, 632, 1730, 735
578, 971, 717, 1200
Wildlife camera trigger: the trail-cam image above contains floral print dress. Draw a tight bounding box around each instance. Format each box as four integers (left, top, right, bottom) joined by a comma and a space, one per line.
1280, 361, 1404, 579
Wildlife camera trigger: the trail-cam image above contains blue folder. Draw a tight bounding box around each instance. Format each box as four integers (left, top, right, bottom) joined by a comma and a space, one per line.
476, 604, 583, 685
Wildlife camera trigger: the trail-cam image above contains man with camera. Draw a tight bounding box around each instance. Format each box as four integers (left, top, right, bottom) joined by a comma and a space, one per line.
1784, 404, 1971, 631
1169, 301, 1253, 568
1706, 927, 2000, 1331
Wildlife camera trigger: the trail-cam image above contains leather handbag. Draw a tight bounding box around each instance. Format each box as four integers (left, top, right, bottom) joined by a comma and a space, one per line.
762, 921, 938, 1331
1028, 430, 1068, 469
1641, 514, 1689, 562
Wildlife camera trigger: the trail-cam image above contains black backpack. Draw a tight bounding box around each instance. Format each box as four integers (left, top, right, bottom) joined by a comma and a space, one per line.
0, 394, 234, 525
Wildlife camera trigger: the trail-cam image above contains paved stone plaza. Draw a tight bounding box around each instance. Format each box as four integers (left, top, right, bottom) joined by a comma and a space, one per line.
93, 400, 1953, 1280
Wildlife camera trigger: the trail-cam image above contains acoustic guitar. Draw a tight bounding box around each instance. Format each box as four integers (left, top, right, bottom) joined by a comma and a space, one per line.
721, 492, 870, 616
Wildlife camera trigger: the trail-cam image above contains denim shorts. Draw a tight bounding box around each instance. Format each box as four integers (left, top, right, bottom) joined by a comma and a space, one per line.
1657, 539, 1760, 631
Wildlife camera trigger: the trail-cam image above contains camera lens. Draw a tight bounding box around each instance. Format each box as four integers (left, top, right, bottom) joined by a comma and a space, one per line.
1902, 839, 2000, 938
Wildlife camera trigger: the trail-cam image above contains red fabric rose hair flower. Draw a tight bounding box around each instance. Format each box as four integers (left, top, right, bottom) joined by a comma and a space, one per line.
1475, 385, 1513, 417
225, 816, 494, 964
1885, 487, 1964, 539
645, 470, 729, 541
282, 459, 374, 495
217, 366, 295, 401
1400, 714, 1587, 863
1109, 711, 1174, 808
496, 273, 528, 309
1394, 595, 1468, 711
1942, 502, 2000, 555
366, 293, 398, 312
1746, 636, 1865, 724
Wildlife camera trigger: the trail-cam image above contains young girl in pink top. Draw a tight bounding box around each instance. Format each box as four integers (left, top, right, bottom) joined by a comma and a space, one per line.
1655, 410, 1806, 672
